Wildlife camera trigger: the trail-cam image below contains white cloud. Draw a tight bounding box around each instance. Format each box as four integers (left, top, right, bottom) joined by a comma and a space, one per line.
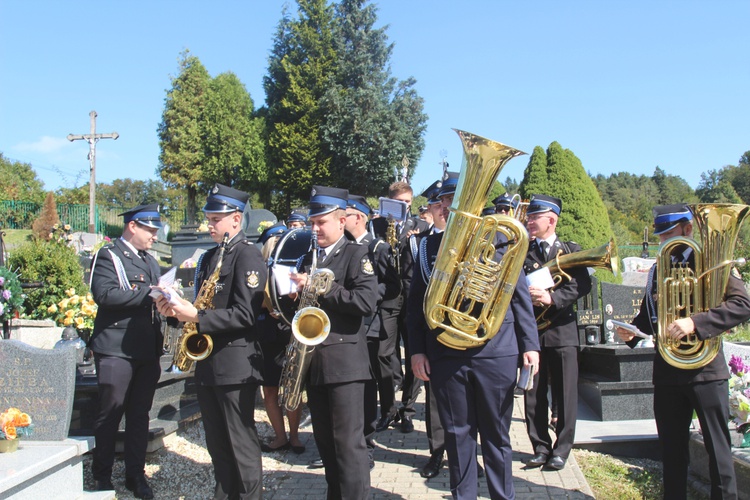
14, 136, 71, 154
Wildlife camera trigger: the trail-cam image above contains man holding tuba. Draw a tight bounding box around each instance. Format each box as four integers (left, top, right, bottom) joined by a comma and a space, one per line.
156, 184, 267, 500
616, 204, 750, 500
408, 177, 540, 499
523, 194, 592, 471
289, 186, 378, 499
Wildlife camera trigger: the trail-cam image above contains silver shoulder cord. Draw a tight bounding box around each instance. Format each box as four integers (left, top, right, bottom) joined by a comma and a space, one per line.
94, 248, 132, 291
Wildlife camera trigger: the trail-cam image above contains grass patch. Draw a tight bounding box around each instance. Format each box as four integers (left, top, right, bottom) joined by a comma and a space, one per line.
2, 229, 33, 249
574, 449, 664, 499
725, 323, 750, 343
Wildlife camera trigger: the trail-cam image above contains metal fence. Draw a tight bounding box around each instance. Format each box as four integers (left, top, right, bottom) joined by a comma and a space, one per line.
0, 201, 187, 236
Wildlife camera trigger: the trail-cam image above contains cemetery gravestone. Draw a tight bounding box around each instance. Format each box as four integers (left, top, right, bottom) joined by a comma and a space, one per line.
0, 340, 77, 440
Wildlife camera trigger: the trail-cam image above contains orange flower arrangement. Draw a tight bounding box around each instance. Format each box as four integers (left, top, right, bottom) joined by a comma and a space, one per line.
0, 407, 34, 440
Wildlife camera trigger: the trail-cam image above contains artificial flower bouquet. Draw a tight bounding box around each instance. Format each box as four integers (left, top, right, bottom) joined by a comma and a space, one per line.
0, 408, 34, 452
0, 266, 24, 323
728, 354, 750, 447
47, 287, 98, 337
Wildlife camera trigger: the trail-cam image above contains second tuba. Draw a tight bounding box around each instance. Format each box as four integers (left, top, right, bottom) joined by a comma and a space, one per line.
423, 129, 528, 350
656, 203, 750, 369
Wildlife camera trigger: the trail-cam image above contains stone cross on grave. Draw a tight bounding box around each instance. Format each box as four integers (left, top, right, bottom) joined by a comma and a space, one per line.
67, 110, 119, 233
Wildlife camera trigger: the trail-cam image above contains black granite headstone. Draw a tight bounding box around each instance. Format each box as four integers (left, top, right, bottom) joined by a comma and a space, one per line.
601, 282, 645, 344
0, 340, 76, 440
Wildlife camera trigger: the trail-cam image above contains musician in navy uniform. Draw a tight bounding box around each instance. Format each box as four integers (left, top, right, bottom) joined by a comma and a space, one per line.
289, 186, 378, 500
156, 184, 267, 500
370, 181, 431, 433
492, 192, 517, 215
345, 194, 400, 470
401, 177, 450, 479
89, 204, 164, 498
408, 183, 540, 499
523, 194, 591, 471
616, 204, 750, 500
286, 211, 307, 229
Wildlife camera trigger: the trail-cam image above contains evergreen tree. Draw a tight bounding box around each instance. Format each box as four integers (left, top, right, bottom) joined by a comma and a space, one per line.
264, 0, 338, 214
158, 50, 211, 223
320, 0, 427, 197
695, 169, 742, 203
202, 72, 267, 198
31, 192, 60, 241
520, 141, 614, 255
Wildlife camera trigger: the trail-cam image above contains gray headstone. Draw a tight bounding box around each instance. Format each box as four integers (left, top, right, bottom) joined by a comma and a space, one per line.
242, 208, 277, 241
0, 340, 77, 440
601, 282, 646, 344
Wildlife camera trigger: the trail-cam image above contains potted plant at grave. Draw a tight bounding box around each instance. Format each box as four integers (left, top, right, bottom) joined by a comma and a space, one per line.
0, 407, 34, 453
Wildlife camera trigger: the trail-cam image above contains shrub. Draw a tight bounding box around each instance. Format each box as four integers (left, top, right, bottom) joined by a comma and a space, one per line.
8, 237, 87, 319
31, 192, 60, 241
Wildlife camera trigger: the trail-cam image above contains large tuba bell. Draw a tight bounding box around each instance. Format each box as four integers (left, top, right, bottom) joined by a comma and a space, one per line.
423, 129, 528, 350
536, 237, 619, 330
656, 203, 750, 369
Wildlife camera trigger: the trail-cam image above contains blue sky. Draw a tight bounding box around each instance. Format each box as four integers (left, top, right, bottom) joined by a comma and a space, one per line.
1, 0, 748, 202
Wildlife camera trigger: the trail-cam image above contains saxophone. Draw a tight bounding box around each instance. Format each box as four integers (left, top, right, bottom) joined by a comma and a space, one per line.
170, 232, 229, 372
278, 231, 334, 411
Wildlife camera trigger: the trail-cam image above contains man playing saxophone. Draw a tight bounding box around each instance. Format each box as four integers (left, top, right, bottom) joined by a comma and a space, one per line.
288, 185, 378, 500
616, 204, 750, 500
156, 184, 267, 500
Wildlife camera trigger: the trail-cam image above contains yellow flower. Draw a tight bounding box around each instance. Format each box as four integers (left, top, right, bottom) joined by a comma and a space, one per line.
65, 309, 75, 318
69, 295, 80, 305
74, 317, 84, 328
64, 224, 71, 231
47, 304, 58, 314
63, 317, 73, 326
58, 298, 70, 309
65, 288, 75, 297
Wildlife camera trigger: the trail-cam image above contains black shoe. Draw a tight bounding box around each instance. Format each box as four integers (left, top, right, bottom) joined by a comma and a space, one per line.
369, 456, 375, 470
525, 452, 549, 468
125, 475, 154, 500
94, 478, 114, 491
309, 457, 325, 469
546, 455, 566, 470
260, 441, 290, 452
400, 415, 414, 433
420, 450, 444, 479
375, 413, 398, 432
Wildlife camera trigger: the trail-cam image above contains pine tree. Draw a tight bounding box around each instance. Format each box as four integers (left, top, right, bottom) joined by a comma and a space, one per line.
158, 50, 211, 223
320, 0, 427, 196
264, 0, 338, 214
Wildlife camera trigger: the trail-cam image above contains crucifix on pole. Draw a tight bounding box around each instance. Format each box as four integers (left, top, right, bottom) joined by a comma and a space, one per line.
67, 110, 119, 233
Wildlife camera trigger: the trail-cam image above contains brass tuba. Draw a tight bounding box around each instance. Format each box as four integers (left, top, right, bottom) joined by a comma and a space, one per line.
278, 230, 334, 411
656, 203, 750, 369
170, 232, 229, 372
536, 237, 619, 330
423, 129, 528, 350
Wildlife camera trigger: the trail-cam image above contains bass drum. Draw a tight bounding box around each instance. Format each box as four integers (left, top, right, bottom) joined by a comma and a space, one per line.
268, 227, 312, 325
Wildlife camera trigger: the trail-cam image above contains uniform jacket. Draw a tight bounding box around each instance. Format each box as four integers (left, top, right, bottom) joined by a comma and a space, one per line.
406, 231, 540, 361
193, 232, 267, 386
523, 237, 592, 347
90, 238, 163, 360
630, 246, 750, 385
359, 233, 401, 339
302, 234, 379, 385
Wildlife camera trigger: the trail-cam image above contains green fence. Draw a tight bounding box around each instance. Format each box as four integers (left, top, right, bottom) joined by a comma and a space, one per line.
0, 201, 187, 237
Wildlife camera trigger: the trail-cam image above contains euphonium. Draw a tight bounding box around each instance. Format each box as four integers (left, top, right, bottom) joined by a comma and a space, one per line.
170, 232, 229, 372
536, 237, 619, 330
657, 203, 750, 369
424, 129, 528, 350
278, 231, 334, 411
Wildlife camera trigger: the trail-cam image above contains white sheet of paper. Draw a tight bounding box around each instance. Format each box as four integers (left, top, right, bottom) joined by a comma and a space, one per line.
149, 267, 181, 304
526, 267, 555, 290
273, 264, 296, 296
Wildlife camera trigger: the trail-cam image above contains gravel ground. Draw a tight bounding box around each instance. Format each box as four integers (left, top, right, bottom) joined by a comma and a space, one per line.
82, 404, 304, 499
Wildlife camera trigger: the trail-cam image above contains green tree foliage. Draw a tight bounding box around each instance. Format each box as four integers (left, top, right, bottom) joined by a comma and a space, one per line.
158, 50, 211, 223
0, 154, 45, 203
320, 0, 427, 197
651, 167, 697, 206
202, 72, 267, 197
520, 142, 614, 252
695, 169, 742, 203
264, 0, 338, 214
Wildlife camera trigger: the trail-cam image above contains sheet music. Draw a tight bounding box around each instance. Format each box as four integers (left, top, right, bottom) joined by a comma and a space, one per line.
273, 264, 297, 296
149, 266, 181, 304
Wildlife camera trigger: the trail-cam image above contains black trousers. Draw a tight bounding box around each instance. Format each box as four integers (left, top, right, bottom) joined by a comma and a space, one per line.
524, 345, 578, 459
431, 355, 517, 500
198, 383, 262, 500
397, 306, 422, 417
308, 381, 370, 500
655, 380, 737, 500
376, 305, 400, 418
424, 381, 445, 455
92, 354, 160, 480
